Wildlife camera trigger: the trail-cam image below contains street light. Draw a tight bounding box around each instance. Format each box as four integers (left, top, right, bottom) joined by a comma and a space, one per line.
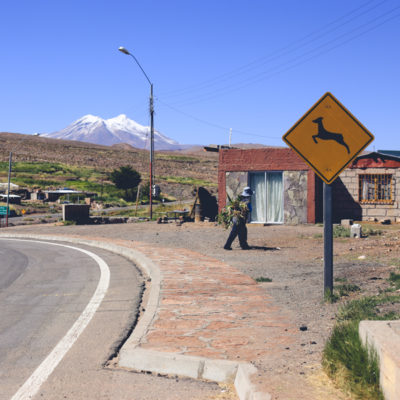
5, 152, 12, 227
118, 46, 155, 220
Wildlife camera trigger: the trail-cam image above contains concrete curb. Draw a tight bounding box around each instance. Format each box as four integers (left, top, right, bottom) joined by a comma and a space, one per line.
359, 320, 400, 400
0, 233, 271, 400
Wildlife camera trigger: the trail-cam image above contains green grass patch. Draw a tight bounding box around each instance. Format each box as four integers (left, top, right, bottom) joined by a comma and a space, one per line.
255, 277, 272, 283
388, 258, 400, 267
362, 226, 383, 237
388, 272, 400, 290
1, 161, 124, 202
311, 225, 383, 241
337, 296, 381, 322
335, 284, 361, 298
323, 321, 383, 400
323, 274, 400, 399
156, 154, 199, 162
158, 175, 216, 187
62, 220, 77, 226
333, 225, 350, 238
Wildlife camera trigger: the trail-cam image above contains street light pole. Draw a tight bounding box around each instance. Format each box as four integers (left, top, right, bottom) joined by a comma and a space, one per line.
6, 152, 12, 227
119, 46, 154, 219
149, 83, 154, 220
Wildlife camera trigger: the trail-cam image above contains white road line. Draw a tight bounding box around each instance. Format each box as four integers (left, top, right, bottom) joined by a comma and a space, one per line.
4, 239, 111, 400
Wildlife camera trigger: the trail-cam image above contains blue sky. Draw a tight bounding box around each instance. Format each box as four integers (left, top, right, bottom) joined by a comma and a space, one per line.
1, 0, 399, 150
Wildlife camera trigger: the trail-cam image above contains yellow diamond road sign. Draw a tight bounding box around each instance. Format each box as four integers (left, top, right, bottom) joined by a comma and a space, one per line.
282, 92, 374, 184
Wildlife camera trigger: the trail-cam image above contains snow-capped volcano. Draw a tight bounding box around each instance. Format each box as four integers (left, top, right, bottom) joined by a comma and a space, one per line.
44, 114, 185, 150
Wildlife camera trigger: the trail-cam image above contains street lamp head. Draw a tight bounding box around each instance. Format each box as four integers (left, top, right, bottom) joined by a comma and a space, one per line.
118, 46, 131, 55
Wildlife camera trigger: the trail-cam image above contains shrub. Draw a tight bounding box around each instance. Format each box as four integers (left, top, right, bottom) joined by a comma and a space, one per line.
255, 277, 272, 283
333, 225, 350, 238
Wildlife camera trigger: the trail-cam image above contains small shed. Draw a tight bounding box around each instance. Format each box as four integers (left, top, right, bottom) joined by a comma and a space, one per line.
218, 147, 321, 224
44, 188, 84, 202
0, 182, 19, 193
30, 191, 46, 201
0, 194, 21, 205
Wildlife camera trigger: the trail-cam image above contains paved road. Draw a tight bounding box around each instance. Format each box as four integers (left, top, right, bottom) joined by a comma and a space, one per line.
0, 239, 112, 399
0, 239, 222, 400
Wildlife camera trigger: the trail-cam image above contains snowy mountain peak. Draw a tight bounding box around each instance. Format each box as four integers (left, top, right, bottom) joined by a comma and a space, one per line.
44, 114, 186, 150
112, 114, 128, 121
77, 114, 102, 123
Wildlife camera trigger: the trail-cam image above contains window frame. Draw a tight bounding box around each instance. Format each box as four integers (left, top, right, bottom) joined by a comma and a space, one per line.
358, 173, 394, 205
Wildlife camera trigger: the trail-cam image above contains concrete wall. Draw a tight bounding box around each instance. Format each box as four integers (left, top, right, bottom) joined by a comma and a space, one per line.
62, 204, 90, 223
283, 171, 308, 224
359, 321, 400, 400
225, 171, 249, 203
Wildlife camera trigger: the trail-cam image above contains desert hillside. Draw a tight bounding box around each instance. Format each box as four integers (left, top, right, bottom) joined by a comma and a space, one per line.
0, 132, 219, 199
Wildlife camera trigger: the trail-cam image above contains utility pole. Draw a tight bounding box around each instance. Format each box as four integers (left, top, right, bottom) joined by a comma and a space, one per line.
229, 128, 232, 147
149, 83, 154, 219
6, 152, 12, 227
119, 46, 154, 220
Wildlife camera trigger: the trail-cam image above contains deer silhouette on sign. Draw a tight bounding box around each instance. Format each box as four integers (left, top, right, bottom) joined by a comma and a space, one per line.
312, 117, 350, 154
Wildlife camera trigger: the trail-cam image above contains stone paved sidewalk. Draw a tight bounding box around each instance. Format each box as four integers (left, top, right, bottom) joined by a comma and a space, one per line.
131, 241, 296, 362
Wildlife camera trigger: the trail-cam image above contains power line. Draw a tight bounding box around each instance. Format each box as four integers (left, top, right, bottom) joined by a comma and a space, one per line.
166, 5, 400, 108
157, 98, 281, 140
128, 1, 399, 145
159, 0, 388, 99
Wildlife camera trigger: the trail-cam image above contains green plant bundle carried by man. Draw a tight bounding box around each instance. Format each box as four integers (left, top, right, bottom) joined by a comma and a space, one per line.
218, 198, 249, 229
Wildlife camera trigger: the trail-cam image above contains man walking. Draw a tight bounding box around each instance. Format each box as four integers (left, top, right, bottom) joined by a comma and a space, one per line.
223, 187, 253, 250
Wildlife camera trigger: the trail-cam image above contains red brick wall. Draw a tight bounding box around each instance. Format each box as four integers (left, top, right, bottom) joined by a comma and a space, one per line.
218, 148, 319, 223
219, 147, 309, 172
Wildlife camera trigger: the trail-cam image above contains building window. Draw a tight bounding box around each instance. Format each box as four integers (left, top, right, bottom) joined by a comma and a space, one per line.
358, 174, 394, 204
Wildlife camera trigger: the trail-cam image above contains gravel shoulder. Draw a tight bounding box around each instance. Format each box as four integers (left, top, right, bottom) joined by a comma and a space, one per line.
5, 221, 400, 399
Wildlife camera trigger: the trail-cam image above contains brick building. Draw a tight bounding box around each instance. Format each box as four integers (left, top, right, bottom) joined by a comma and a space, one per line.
218, 148, 400, 224
333, 151, 400, 223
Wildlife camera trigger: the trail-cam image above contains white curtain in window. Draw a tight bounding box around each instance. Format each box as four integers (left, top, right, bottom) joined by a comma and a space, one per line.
250, 173, 266, 222
362, 178, 369, 200
267, 172, 283, 223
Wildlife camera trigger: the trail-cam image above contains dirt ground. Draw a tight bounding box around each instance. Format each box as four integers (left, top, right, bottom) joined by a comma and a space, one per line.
6, 220, 400, 399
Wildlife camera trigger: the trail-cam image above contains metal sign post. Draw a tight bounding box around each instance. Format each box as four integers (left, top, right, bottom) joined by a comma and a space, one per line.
323, 182, 333, 296
282, 92, 374, 299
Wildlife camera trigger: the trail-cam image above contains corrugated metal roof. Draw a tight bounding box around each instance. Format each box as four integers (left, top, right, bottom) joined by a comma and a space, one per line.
378, 150, 400, 158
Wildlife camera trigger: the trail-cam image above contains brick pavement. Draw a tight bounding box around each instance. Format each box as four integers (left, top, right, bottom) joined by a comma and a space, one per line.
130, 241, 296, 362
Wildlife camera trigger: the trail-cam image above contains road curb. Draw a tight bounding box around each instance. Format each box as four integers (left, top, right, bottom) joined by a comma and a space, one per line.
359, 320, 400, 400
0, 233, 271, 400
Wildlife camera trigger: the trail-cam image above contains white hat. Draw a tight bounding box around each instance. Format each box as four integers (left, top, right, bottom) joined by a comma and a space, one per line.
241, 187, 253, 197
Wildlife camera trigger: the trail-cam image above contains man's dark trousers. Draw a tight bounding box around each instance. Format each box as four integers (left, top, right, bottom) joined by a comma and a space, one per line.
224, 219, 248, 249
